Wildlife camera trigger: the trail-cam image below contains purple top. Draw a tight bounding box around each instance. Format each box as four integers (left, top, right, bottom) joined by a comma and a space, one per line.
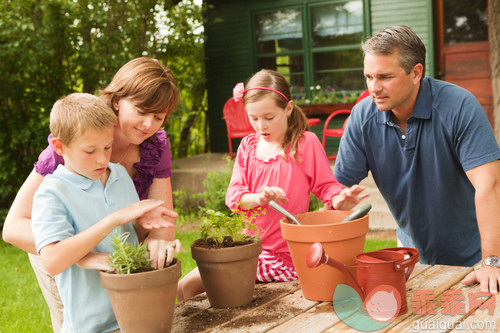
35, 130, 172, 200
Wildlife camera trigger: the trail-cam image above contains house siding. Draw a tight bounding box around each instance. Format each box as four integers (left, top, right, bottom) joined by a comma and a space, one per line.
370, 0, 435, 77
205, 0, 434, 153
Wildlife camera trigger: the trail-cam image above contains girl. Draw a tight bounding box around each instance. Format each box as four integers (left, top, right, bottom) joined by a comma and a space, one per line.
2, 57, 180, 332
177, 69, 368, 300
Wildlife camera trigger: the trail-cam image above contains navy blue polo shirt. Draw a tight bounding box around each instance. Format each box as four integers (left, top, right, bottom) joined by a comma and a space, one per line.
334, 77, 500, 266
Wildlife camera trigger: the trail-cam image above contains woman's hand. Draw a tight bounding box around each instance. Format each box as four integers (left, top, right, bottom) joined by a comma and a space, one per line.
136, 200, 177, 229
331, 185, 370, 210
145, 232, 182, 269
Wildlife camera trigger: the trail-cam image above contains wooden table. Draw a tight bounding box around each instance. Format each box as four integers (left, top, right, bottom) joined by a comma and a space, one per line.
172, 263, 498, 332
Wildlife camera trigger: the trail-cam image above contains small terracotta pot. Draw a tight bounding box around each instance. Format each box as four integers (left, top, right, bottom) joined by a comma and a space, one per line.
280, 210, 368, 301
191, 238, 262, 308
100, 259, 181, 333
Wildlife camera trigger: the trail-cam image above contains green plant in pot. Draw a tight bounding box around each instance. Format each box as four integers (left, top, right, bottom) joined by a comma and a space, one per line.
100, 232, 181, 333
191, 206, 264, 308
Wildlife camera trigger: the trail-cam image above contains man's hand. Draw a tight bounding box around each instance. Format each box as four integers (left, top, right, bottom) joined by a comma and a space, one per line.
462, 265, 500, 294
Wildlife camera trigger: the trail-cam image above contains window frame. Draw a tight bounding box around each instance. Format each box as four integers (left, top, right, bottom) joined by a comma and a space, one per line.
251, 0, 371, 100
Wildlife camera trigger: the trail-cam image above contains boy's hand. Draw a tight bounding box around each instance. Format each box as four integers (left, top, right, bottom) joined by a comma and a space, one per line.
113, 199, 177, 229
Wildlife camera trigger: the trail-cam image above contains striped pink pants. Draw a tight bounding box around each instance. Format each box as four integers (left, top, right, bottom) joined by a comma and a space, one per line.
256, 250, 298, 282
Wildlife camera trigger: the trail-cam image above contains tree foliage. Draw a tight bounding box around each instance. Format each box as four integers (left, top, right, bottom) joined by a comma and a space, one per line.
0, 0, 207, 223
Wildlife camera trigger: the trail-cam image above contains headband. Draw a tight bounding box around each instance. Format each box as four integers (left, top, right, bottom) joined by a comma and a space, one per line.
232, 82, 289, 102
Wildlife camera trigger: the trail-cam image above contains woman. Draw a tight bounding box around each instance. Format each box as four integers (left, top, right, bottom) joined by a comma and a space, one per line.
2, 57, 180, 332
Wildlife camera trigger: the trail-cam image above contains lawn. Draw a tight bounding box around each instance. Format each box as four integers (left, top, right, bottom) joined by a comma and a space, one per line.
0, 232, 395, 331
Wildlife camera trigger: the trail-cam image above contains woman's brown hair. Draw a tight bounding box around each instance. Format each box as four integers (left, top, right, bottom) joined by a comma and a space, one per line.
100, 57, 179, 123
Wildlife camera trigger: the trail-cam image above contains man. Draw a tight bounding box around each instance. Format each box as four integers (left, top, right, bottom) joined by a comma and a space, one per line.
334, 25, 500, 293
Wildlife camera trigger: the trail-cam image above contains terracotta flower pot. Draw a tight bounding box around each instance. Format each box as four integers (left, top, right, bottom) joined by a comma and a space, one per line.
280, 210, 368, 301
100, 259, 181, 333
191, 238, 262, 308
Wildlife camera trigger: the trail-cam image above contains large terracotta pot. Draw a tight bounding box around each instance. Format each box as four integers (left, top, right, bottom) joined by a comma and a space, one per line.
191, 238, 262, 308
100, 259, 181, 333
280, 210, 368, 301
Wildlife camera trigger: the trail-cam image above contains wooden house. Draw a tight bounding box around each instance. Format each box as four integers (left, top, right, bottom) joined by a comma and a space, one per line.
203, 0, 491, 153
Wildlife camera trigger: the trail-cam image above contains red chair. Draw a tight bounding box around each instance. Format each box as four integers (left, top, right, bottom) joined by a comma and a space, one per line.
307, 118, 321, 127
321, 89, 370, 160
223, 98, 255, 158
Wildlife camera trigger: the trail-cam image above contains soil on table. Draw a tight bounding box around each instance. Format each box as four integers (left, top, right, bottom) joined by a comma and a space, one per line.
192, 235, 255, 249
176, 281, 300, 332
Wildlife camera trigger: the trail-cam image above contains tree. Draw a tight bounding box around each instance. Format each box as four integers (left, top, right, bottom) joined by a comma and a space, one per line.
489, 0, 500, 142
0, 0, 207, 224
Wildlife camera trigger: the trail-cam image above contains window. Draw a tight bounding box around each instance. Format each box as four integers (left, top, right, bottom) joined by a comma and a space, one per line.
255, 8, 305, 94
443, 0, 488, 44
254, 1, 365, 101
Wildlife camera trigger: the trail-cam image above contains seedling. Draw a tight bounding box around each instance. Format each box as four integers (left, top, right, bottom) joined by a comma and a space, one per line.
199, 205, 265, 246
107, 232, 151, 274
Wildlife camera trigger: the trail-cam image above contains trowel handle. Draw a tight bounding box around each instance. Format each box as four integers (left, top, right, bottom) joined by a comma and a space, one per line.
388, 247, 420, 280
341, 204, 372, 222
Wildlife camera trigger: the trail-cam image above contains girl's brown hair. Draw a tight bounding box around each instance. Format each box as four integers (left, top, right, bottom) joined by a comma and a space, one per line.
100, 57, 179, 123
242, 69, 308, 161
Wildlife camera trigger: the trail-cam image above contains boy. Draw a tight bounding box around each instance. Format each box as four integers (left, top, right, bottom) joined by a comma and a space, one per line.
31, 93, 176, 332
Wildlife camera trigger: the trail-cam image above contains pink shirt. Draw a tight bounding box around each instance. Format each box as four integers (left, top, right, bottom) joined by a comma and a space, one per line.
226, 131, 344, 267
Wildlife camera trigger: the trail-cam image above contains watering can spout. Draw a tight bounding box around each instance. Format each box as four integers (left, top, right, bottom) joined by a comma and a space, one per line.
306, 242, 419, 316
306, 242, 366, 299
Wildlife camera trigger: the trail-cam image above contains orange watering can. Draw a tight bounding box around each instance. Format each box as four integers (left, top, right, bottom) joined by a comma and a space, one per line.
306, 242, 419, 315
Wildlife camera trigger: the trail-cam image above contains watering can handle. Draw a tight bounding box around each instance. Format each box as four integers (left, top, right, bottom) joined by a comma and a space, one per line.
388, 247, 420, 280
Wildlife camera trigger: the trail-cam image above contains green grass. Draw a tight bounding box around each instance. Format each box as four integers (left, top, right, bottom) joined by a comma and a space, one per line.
0, 240, 52, 333
364, 238, 397, 252
0, 233, 394, 331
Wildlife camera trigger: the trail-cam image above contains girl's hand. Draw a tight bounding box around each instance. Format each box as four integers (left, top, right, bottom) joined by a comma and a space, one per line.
258, 186, 288, 206
240, 186, 288, 209
332, 185, 370, 210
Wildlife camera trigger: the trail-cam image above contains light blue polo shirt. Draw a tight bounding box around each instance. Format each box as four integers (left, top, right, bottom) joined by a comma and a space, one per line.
334, 77, 500, 266
32, 163, 139, 333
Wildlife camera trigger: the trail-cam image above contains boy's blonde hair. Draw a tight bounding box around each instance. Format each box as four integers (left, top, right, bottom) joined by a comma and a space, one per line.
50, 93, 117, 145
100, 57, 179, 124
243, 69, 308, 160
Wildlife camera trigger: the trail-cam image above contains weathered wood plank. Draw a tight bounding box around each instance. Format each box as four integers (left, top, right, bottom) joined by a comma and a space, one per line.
207, 289, 319, 333
390, 279, 491, 332
171, 264, 489, 333
171, 281, 300, 333
265, 302, 340, 333
324, 265, 473, 332
449, 284, 498, 332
